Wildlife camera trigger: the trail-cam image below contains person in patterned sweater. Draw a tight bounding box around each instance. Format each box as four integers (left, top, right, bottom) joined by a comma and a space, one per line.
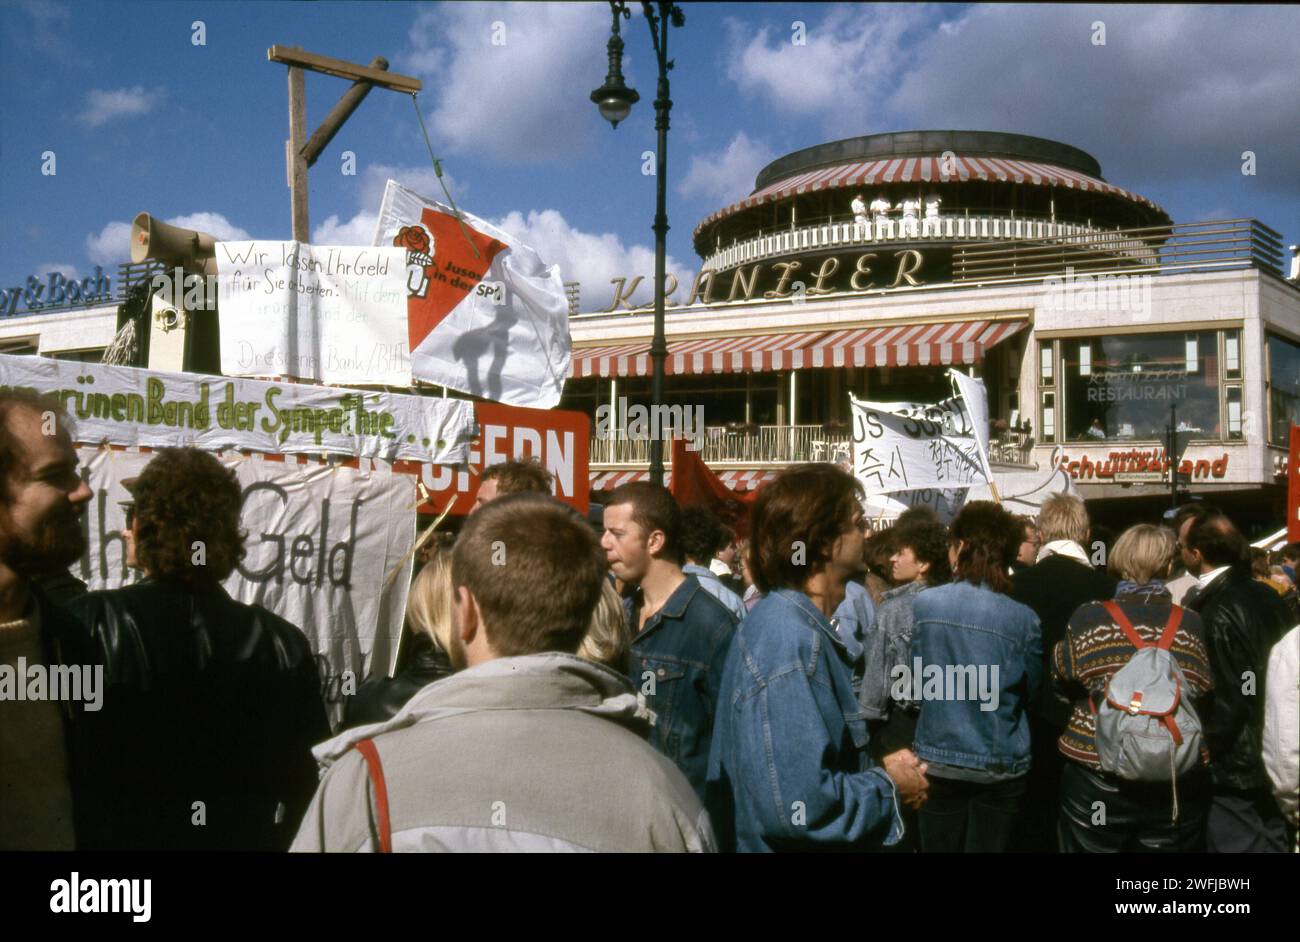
1053, 523, 1214, 853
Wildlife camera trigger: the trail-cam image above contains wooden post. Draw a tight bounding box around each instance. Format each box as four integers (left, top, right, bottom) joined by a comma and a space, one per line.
288, 61, 309, 243
268, 45, 421, 245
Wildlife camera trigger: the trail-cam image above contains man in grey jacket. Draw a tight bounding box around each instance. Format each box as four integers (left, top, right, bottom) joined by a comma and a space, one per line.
292, 493, 714, 853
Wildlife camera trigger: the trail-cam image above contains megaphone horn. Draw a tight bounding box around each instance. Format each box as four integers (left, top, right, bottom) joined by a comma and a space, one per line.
130, 213, 218, 272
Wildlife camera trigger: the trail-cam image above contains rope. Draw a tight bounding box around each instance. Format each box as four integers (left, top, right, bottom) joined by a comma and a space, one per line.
409, 93, 480, 260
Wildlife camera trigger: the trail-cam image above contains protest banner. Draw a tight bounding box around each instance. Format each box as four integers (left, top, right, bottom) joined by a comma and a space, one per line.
216, 241, 411, 386
861, 448, 1080, 525
375, 180, 571, 409
73, 447, 417, 727
848, 391, 992, 495
949, 368, 996, 484
0, 353, 476, 465
401, 401, 590, 516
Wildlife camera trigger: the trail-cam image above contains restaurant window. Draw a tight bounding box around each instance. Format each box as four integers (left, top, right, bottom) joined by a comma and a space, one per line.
1267, 332, 1300, 445
1060, 331, 1221, 442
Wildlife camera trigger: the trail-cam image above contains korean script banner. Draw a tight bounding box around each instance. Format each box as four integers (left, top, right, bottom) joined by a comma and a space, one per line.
848, 392, 992, 495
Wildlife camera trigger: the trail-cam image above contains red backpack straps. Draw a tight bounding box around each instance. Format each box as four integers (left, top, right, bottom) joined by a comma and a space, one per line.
1102, 600, 1145, 650
353, 739, 392, 853
1156, 605, 1184, 651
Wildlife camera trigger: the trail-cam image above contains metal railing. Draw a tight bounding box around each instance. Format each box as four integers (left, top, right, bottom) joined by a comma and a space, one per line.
952, 218, 1284, 285
590, 423, 1036, 467
699, 213, 1150, 273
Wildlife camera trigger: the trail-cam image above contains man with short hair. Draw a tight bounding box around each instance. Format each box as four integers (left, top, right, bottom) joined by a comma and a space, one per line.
1167, 502, 1214, 605
1182, 513, 1294, 853
706, 465, 928, 852
602, 482, 737, 800
471, 457, 554, 513
294, 493, 713, 852
68, 447, 330, 850
1010, 493, 1117, 852
680, 506, 745, 621
0, 390, 93, 850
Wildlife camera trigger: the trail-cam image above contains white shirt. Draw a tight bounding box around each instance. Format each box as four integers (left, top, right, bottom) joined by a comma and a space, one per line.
851, 197, 867, 216
924, 198, 941, 218
900, 198, 920, 218
1196, 565, 1232, 591
869, 198, 891, 215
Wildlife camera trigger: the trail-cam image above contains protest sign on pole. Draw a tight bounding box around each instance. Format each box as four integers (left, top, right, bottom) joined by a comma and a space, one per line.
374, 180, 571, 409
74, 447, 417, 727
216, 241, 411, 386
848, 392, 992, 496
0, 353, 476, 465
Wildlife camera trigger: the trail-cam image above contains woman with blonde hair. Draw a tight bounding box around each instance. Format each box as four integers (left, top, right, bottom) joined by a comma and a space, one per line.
1053, 523, 1214, 852
343, 532, 458, 729
578, 579, 632, 674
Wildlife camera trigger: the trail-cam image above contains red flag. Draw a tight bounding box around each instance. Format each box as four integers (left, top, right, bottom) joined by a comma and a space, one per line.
670, 438, 757, 538
1288, 425, 1300, 543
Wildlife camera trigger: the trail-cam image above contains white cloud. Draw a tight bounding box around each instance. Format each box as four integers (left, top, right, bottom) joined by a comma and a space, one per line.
85, 221, 132, 267
492, 208, 690, 313
724, 5, 932, 130
884, 5, 1300, 195
678, 132, 776, 204
165, 213, 250, 242
312, 212, 379, 246
401, 2, 613, 161
34, 262, 78, 280
85, 213, 249, 267
77, 86, 164, 128
315, 164, 469, 245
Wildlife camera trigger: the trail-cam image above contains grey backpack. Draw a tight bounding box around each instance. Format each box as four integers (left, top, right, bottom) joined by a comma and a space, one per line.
1094, 601, 1203, 788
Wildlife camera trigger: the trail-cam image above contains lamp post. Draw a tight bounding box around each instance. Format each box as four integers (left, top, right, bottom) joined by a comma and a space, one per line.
591, 1, 683, 487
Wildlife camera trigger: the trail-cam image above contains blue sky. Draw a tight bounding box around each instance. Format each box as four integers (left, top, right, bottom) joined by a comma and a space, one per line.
2, 1, 1297, 312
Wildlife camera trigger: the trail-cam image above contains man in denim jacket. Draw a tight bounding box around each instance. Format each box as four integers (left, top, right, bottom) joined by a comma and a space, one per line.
705, 465, 929, 852
603, 483, 738, 801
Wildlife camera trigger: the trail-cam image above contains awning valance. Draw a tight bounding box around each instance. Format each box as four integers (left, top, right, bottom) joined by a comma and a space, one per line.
589, 469, 779, 492
570, 318, 1026, 379
695, 155, 1164, 234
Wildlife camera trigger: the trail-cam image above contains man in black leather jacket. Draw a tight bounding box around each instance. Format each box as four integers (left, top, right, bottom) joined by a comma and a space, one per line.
1183, 513, 1294, 853
66, 447, 330, 850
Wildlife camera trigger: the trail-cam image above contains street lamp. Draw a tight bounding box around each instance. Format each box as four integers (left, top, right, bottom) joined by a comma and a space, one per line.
591, 1, 684, 488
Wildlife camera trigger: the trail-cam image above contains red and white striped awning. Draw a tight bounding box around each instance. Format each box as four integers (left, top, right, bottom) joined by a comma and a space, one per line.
589, 469, 780, 492
570, 318, 1026, 378
695, 155, 1163, 233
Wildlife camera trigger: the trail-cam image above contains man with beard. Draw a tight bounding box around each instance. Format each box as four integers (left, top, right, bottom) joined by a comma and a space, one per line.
0, 390, 93, 849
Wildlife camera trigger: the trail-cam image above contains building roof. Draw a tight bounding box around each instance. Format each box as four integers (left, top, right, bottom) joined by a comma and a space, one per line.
695, 154, 1165, 235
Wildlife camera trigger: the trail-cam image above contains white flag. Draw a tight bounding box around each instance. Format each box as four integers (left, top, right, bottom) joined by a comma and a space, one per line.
949, 368, 996, 483
374, 180, 571, 409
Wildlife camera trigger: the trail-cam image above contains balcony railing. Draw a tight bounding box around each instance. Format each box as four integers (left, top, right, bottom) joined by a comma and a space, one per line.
700, 214, 1153, 274
589, 424, 1037, 468
952, 218, 1285, 285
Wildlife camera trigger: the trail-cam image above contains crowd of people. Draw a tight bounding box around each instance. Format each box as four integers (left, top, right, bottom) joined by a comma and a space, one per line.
1, 387, 1296, 853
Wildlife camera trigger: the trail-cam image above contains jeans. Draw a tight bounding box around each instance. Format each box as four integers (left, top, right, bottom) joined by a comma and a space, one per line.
917, 775, 1027, 852
1057, 761, 1209, 853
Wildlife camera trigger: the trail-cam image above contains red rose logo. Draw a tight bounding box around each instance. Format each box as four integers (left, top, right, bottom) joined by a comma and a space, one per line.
394, 225, 431, 255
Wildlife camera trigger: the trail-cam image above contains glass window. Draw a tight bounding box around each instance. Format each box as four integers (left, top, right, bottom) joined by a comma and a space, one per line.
1267, 333, 1300, 445
1226, 386, 1243, 440
1039, 343, 1054, 383
1061, 331, 1221, 442
1225, 330, 1241, 378
1041, 390, 1055, 440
